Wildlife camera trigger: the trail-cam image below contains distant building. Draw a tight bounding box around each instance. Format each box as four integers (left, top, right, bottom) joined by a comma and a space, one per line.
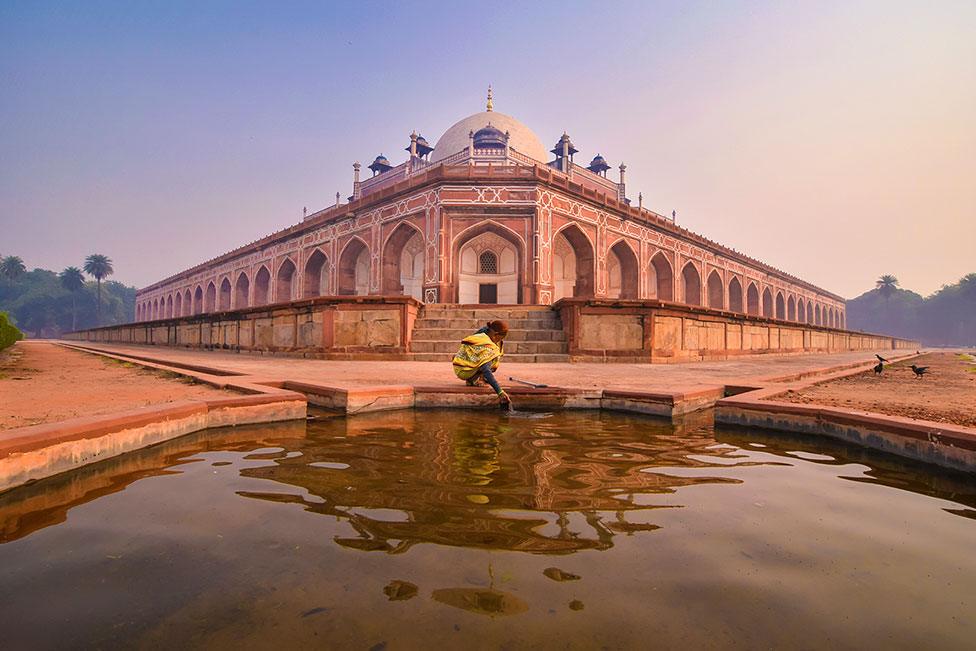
135, 92, 846, 329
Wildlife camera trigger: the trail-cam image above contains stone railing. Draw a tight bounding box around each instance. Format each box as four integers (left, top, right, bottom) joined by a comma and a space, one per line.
66, 296, 422, 358
553, 298, 918, 363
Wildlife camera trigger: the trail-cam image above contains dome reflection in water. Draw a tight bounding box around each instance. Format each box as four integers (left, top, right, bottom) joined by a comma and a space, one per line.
1, 409, 974, 649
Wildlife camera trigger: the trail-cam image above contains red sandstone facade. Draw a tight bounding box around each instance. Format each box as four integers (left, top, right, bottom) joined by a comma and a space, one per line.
135, 102, 847, 329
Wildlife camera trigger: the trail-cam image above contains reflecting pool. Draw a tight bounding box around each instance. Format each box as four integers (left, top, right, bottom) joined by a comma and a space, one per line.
1, 410, 974, 649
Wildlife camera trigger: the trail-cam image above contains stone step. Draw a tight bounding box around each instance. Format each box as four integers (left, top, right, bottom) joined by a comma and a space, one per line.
414, 318, 561, 330
411, 328, 567, 342
408, 352, 571, 363
420, 307, 558, 320
410, 340, 568, 354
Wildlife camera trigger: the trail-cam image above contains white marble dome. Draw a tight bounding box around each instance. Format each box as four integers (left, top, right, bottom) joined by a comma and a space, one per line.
431, 110, 549, 164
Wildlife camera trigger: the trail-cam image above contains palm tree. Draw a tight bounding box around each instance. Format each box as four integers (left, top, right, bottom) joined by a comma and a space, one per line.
60, 266, 86, 331
0, 255, 27, 281
84, 254, 114, 325
876, 274, 899, 310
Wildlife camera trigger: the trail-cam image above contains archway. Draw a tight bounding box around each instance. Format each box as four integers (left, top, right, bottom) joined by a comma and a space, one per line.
839, 312, 845, 329
647, 252, 674, 301
552, 224, 594, 301
775, 292, 785, 320
174, 292, 182, 318
276, 258, 297, 303
681, 262, 701, 306
204, 282, 217, 312
151, 300, 158, 320
219, 278, 232, 311
797, 298, 805, 323
762, 287, 773, 317
254, 266, 271, 305
747, 282, 760, 315
166, 295, 173, 318
193, 286, 204, 315
183, 289, 192, 316
815, 304, 821, 325
787, 295, 796, 321
806, 302, 813, 324
607, 240, 639, 299
458, 229, 520, 304
729, 276, 743, 312
303, 250, 329, 299
707, 270, 724, 309
235, 272, 250, 309
382, 223, 425, 301
337, 238, 370, 296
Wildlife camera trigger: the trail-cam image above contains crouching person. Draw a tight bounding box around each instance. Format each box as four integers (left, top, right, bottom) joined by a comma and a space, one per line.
452, 320, 511, 408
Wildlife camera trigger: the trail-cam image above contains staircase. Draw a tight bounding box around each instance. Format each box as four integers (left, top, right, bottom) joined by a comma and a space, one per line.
409, 305, 570, 362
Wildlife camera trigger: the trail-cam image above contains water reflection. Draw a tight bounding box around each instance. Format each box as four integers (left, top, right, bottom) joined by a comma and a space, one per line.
236, 410, 746, 554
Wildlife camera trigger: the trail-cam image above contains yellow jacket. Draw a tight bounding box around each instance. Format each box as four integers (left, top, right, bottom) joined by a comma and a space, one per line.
452, 332, 503, 380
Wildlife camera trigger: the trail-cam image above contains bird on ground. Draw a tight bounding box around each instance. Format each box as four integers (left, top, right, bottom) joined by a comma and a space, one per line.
876, 354, 890, 363
910, 364, 929, 378
873, 362, 884, 375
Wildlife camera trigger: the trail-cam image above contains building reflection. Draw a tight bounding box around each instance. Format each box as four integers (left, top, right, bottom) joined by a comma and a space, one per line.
237, 410, 744, 554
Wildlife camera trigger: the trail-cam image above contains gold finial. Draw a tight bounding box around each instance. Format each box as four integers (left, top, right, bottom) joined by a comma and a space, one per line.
486, 84, 493, 112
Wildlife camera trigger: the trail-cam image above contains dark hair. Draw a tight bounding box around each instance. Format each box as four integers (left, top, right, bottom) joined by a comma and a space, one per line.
486, 320, 509, 336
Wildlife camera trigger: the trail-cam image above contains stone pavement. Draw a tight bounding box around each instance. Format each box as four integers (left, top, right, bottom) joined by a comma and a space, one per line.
55, 341, 903, 395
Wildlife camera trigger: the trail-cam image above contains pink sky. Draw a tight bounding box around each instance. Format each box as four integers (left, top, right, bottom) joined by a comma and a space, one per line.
1, 1, 973, 298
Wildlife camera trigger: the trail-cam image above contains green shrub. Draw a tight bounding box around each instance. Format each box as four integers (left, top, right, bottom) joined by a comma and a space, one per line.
0, 311, 24, 351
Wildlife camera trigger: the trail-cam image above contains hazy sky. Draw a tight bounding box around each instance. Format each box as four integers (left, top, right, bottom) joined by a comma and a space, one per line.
1, 1, 973, 297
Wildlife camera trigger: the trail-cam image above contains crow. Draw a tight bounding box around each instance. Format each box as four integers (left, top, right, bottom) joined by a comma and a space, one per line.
910, 364, 928, 378
873, 362, 884, 375
875, 354, 890, 363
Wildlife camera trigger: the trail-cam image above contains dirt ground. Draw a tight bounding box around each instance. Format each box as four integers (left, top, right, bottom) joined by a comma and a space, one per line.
772, 352, 976, 428
0, 341, 234, 431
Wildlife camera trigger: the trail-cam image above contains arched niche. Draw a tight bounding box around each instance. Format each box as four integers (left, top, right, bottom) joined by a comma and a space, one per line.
747, 282, 760, 315
762, 287, 773, 317
235, 272, 250, 309
276, 258, 297, 303
337, 238, 370, 296
193, 286, 204, 315
382, 223, 424, 301
254, 266, 271, 306
647, 252, 673, 301
607, 240, 638, 299
681, 262, 701, 307
303, 250, 329, 299
729, 276, 743, 312
218, 278, 232, 311
707, 270, 724, 309
775, 292, 786, 320
458, 230, 519, 304
552, 224, 594, 301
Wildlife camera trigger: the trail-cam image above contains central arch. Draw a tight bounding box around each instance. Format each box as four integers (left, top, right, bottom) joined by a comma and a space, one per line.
607, 240, 639, 299
681, 262, 702, 306
729, 276, 743, 312
337, 237, 370, 296
455, 223, 523, 304
381, 223, 424, 301
552, 224, 594, 301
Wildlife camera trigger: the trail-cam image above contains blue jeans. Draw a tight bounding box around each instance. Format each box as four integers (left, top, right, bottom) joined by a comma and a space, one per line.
476, 363, 502, 394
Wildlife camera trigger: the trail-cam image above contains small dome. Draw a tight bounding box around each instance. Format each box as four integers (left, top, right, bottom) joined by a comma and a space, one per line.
368, 154, 392, 174
473, 123, 507, 149
431, 110, 548, 163
587, 154, 610, 173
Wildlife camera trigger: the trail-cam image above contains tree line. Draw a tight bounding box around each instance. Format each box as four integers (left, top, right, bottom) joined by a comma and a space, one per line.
848, 273, 976, 346
0, 254, 135, 337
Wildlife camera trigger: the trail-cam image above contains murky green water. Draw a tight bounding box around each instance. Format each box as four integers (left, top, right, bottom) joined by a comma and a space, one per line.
1, 410, 974, 649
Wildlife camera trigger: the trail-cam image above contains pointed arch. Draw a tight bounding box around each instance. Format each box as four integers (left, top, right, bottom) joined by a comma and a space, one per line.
746, 282, 760, 315
839, 311, 845, 330
787, 295, 796, 321
797, 297, 805, 323
706, 270, 724, 309
647, 252, 674, 301
806, 301, 813, 324
219, 277, 232, 311
552, 223, 595, 299
728, 276, 743, 312
204, 281, 217, 312
254, 265, 271, 306
165, 294, 173, 318
681, 261, 702, 306
455, 221, 524, 304
276, 257, 297, 303
815, 304, 822, 325
382, 222, 425, 298
775, 291, 786, 320
608, 239, 639, 299
762, 287, 773, 317
303, 249, 329, 299
234, 271, 250, 309
193, 286, 204, 315
338, 237, 371, 296
183, 289, 192, 317
152, 299, 159, 320
174, 292, 182, 318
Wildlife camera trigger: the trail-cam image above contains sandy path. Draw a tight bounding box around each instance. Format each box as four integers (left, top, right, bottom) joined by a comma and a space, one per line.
0, 341, 233, 431
773, 352, 976, 427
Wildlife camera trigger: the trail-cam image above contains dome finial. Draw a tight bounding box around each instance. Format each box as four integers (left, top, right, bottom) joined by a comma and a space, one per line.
486, 84, 493, 112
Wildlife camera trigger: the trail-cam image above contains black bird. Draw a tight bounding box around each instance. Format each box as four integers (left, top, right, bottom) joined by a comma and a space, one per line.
910, 364, 928, 378
875, 354, 890, 363
873, 362, 884, 375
